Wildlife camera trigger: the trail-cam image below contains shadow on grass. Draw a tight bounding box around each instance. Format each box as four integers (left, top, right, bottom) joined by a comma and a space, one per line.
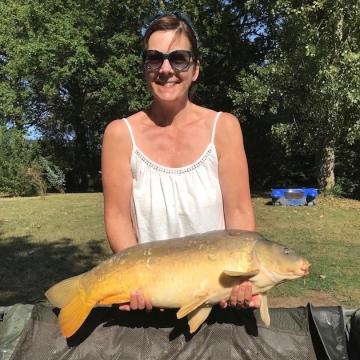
251, 191, 274, 206
0, 234, 109, 306
251, 191, 271, 199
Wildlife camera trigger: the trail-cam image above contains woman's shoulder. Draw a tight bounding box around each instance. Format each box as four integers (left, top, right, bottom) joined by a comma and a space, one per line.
215, 111, 242, 133
213, 112, 243, 153
194, 106, 238, 124
105, 111, 146, 136
192, 105, 217, 119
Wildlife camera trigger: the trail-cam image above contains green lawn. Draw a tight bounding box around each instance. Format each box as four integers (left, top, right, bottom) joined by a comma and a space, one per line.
0, 192, 359, 307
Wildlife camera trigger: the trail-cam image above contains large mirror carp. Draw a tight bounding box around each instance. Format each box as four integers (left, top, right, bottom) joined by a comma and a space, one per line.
45, 230, 310, 338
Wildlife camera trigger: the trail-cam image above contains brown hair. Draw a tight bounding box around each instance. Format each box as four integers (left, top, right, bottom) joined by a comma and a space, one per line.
142, 14, 199, 62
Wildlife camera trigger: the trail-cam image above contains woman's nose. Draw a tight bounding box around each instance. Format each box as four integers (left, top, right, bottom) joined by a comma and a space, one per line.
159, 58, 173, 73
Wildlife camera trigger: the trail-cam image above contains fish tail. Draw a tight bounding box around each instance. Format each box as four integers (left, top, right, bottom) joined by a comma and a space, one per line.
46, 274, 95, 337
58, 294, 94, 338
45, 274, 83, 308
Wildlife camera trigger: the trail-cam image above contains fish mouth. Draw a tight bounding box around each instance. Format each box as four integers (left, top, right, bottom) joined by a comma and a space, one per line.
300, 262, 311, 276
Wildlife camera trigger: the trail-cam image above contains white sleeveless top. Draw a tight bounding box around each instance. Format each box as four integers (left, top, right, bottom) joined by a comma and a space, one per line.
123, 112, 225, 243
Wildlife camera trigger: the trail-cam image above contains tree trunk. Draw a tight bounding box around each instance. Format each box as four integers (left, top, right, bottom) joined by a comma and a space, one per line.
316, 139, 335, 191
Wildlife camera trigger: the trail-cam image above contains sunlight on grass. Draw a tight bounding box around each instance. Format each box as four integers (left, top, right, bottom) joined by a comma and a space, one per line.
253, 193, 360, 307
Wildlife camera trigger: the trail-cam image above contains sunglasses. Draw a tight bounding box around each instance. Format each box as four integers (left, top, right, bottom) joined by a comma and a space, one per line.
141, 49, 193, 71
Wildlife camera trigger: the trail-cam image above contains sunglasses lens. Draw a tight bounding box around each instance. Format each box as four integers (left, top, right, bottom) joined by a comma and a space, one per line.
169, 51, 191, 70
144, 50, 164, 70
143, 50, 192, 70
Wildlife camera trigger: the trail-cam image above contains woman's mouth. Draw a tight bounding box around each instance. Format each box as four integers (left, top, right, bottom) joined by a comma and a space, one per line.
156, 81, 178, 87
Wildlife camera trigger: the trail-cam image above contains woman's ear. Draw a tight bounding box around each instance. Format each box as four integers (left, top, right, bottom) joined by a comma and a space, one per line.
192, 60, 200, 82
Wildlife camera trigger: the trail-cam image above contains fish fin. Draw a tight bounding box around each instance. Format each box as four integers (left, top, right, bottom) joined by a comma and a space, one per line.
259, 293, 270, 326
176, 295, 209, 319
98, 294, 130, 305
45, 274, 82, 308
59, 294, 94, 338
187, 306, 212, 333
223, 269, 260, 278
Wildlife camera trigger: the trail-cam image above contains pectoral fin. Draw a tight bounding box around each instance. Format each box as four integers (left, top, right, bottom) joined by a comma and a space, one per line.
187, 306, 212, 333
177, 295, 209, 319
223, 269, 260, 278
259, 293, 270, 326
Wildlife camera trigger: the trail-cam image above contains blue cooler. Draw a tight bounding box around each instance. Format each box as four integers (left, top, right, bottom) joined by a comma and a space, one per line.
270, 188, 318, 206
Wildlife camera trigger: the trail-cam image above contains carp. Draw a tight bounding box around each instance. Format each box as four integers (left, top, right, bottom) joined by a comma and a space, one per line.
45, 230, 310, 338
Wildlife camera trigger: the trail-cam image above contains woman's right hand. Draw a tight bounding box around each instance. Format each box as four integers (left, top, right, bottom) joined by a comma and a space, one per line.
118, 290, 153, 311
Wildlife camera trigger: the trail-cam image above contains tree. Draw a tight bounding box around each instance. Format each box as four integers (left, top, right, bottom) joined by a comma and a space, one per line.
0, 0, 155, 191
1, 0, 273, 191
231, 0, 360, 191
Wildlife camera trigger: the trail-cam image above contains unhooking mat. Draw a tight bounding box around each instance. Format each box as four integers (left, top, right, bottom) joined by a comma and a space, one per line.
0, 303, 352, 360
347, 308, 360, 360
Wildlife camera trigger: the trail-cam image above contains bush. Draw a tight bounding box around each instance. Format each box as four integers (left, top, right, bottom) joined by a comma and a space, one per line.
38, 157, 66, 193
0, 126, 43, 196
323, 184, 343, 198
20, 166, 47, 196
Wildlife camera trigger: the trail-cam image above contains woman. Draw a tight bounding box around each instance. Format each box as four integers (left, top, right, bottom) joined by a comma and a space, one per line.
101, 11, 260, 312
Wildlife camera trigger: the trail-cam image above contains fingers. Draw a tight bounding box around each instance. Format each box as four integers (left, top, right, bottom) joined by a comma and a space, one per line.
130, 290, 145, 310
228, 285, 240, 307
224, 281, 261, 309
237, 281, 253, 308
119, 304, 131, 311
144, 299, 153, 312
119, 290, 153, 312
249, 294, 261, 308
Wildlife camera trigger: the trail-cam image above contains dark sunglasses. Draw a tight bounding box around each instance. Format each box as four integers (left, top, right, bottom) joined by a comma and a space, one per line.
141, 49, 193, 71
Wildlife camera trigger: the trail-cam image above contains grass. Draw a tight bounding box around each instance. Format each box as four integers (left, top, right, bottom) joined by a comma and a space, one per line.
0, 192, 359, 308
253, 193, 360, 307
0, 193, 109, 305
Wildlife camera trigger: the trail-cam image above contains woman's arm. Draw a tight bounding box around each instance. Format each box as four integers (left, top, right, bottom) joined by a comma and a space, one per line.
215, 112, 256, 231
102, 119, 154, 311
102, 119, 138, 253
215, 112, 259, 309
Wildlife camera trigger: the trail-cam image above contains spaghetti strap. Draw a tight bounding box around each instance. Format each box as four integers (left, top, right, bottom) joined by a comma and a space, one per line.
122, 118, 136, 146
210, 112, 222, 143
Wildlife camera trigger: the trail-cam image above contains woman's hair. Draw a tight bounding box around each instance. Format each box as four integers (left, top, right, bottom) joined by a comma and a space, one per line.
142, 12, 199, 62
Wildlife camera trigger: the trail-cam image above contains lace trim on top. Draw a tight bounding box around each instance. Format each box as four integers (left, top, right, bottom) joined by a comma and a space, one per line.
134, 146, 213, 174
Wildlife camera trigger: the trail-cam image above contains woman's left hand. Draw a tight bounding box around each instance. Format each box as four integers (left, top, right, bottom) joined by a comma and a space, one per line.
219, 281, 261, 309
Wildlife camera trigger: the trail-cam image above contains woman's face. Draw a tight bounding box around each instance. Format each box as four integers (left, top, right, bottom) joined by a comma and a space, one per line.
144, 30, 199, 104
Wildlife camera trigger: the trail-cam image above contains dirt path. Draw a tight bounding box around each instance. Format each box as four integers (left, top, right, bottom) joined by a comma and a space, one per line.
268, 290, 351, 308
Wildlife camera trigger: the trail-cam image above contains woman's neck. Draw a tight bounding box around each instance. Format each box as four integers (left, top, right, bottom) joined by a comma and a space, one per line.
147, 100, 194, 127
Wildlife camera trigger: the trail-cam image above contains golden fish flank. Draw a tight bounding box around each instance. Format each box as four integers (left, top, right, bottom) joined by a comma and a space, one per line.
45, 230, 310, 338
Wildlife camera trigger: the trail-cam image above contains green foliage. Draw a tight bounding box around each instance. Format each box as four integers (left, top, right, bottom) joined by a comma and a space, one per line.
1, 0, 360, 194
38, 157, 66, 193
334, 139, 360, 198
20, 166, 47, 197
322, 184, 343, 197
231, 0, 360, 190
0, 126, 45, 196
0, 0, 155, 191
